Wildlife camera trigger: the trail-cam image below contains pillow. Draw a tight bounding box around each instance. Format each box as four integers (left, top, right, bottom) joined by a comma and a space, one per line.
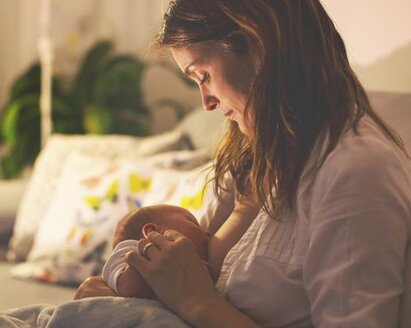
11, 150, 212, 284
7, 130, 192, 261
368, 91, 411, 153
143, 164, 235, 234
11, 154, 153, 283
176, 107, 226, 151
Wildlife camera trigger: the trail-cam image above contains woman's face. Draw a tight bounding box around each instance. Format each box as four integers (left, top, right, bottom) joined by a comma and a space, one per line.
171, 43, 254, 136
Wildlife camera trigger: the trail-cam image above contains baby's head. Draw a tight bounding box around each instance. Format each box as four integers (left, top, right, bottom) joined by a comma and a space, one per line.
105, 205, 209, 299
114, 204, 209, 260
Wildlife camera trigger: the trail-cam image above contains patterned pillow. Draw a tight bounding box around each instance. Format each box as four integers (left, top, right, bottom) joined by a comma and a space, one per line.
11, 154, 155, 283
10, 150, 213, 284
143, 164, 235, 234
7, 130, 191, 261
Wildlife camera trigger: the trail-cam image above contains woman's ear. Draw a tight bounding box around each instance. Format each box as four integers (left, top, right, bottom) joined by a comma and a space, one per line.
142, 223, 166, 238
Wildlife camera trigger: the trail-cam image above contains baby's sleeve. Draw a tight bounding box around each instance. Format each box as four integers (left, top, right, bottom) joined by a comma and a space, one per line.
102, 239, 140, 294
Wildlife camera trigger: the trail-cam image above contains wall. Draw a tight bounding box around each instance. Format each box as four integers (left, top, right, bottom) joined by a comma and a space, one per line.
0, 0, 40, 107
149, 0, 411, 113
149, 0, 411, 106
0, 0, 200, 133
0, 0, 171, 87
0, 0, 409, 125
322, 0, 411, 93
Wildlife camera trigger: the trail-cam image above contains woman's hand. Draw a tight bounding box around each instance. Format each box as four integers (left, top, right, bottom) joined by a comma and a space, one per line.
74, 276, 116, 300
125, 229, 219, 322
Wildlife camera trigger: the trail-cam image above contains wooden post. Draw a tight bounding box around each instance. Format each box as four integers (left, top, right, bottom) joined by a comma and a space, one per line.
38, 0, 53, 149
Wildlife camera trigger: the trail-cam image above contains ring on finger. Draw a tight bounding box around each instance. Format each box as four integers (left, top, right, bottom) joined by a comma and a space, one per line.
141, 242, 157, 257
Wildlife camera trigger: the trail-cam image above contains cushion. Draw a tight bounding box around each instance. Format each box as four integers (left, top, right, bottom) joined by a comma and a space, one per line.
176, 107, 226, 151
369, 91, 411, 152
7, 130, 192, 262
12, 154, 154, 283
11, 150, 213, 284
143, 164, 235, 234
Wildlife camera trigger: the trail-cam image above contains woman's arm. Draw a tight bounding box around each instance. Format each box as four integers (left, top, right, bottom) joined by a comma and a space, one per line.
208, 194, 261, 281
125, 229, 260, 328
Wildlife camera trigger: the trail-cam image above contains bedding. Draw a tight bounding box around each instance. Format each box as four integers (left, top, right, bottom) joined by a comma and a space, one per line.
0, 297, 189, 328
0, 261, 74, 311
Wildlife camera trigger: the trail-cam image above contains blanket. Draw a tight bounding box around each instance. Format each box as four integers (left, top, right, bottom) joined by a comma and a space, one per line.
0, 297, 190, 328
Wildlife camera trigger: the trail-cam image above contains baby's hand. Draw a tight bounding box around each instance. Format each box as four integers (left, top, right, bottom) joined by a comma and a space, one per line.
74, 276, 116, 300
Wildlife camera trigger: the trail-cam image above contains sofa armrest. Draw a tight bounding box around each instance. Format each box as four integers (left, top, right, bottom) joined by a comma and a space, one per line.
0, 178, 29, 235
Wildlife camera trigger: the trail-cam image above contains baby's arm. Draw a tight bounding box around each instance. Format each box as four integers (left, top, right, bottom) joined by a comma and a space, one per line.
74, 276, 116, 299
102, 240, 139, 295
102, 239, 153, 298
116, 265, 153, 298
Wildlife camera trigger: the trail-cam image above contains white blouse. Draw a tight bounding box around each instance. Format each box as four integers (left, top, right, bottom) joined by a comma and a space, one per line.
215, 116, 411, 327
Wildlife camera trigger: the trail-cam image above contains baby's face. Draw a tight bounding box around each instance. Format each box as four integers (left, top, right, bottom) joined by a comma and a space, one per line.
144, 205, 210, 261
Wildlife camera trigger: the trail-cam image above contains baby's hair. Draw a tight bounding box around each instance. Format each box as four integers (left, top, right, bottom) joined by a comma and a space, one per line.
113, 205, 197, 248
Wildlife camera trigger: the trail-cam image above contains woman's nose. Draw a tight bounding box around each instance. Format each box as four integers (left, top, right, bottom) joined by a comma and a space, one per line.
200, 88, 219, 111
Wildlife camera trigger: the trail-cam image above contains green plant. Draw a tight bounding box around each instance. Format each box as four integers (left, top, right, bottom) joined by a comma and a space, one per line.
0, 64, 73, 178
0, 40, 190, 179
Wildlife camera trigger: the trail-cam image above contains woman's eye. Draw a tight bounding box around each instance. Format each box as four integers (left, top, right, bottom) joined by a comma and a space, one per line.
199, 73, 209, 85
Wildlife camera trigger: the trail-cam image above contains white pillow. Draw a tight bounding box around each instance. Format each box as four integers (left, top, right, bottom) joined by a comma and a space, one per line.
143, 164, 234, 234
176, 107, 226, 151
11, 150, 213, 284
12, 154, 158, 283
7, 130, 191, 261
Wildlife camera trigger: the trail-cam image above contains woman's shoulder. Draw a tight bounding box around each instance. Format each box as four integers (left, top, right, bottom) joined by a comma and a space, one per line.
308, 116, 411, 230
310, 116, 411, 205
320, 116, 410, 181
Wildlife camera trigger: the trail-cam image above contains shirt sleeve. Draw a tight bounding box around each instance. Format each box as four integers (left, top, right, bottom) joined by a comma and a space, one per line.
303, 146, 410, 327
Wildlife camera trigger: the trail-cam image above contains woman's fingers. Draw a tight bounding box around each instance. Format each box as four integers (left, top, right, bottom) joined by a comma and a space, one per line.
139, 229, 186, 257
126, 229, 216, 320
138, 239, 160, 259
126, 230, 187, 269
145, 231, 167, 247
146, 229, 185, 243
163, 229, 184, 241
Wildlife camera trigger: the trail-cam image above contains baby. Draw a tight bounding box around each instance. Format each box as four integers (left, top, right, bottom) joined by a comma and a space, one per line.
102, 204, 210, 298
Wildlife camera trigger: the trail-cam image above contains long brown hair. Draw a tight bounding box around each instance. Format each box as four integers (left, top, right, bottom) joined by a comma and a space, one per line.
156, 0, 406, 218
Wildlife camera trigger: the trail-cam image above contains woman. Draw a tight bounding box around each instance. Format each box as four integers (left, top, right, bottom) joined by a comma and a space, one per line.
76, 1, 411, 327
